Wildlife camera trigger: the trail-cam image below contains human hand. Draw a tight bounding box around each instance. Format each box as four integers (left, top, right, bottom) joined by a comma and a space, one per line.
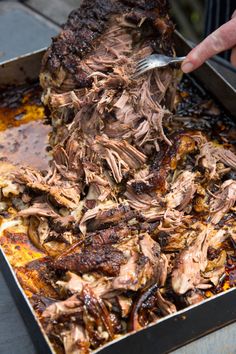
181, 10, 236, 73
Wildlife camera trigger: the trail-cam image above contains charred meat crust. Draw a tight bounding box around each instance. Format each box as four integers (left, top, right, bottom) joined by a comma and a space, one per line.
40, 0, 174, 91
54, 245, 126, 276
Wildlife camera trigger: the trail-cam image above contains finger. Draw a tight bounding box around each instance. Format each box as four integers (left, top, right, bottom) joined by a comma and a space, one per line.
229, 9, 236, 66
182, 16, 236, 73
230, 46, 236, 66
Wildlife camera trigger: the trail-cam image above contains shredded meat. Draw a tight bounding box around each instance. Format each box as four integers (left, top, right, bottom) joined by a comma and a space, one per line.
195, 137, 236, 179
172, 226, 227, 294
165, 171, 197, 211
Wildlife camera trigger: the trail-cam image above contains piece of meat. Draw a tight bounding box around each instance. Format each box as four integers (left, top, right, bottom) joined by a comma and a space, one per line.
79, 202, 137, 234
171, 227, 209, 295
57, 272, 113, 299
19, 201, 59, 218
171, 226, 227, 294
112, 251, 139, 291
28, 217, 50, 250
54, 245, 126, 276
84, 226, 130, 248
209, 180, 236, 224
92, 136, 147, 183
113, 233, 161, 291
148, 134, 196, 193
62, 325, 90, 354
139, 233, 160, 264
82, 285, 115, 339
42, 287, 114, 350
165, 171, 197, 211
183, 290, 205, 306
117, 295, 132, 317
155, 290, 176, 316
202, 250, 226, 286
195, 138, 236, 179
15, 258, 59, 300
125, 184, 161, 211
130, 283, 159, 330
15, 167, 81, 209
42, 293, 83, 322
28, 216, 77, 256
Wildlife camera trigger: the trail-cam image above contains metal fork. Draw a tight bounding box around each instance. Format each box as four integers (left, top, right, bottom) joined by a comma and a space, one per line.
134, 54, 186, 77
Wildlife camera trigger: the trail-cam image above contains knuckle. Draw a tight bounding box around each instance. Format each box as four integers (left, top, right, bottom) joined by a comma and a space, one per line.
208, 32, 224, 52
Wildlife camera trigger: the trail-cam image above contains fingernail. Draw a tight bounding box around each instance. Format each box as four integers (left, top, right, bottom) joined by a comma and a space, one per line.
181, 61, 194, 73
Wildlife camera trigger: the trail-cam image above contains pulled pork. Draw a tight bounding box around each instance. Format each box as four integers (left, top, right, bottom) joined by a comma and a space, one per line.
3, 1, 236, 354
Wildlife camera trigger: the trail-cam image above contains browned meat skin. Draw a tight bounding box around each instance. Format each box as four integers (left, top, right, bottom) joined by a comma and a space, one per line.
15, 258, 59, 301
130, 283, 159, 330
146, 134, 196, 193
54, 245, 126, 276
78, 202, 138, 235
84, 226, 130, 247
130, 286, 176, 330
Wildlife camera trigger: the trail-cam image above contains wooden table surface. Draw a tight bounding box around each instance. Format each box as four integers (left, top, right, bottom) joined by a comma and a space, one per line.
0, 1, 236, 353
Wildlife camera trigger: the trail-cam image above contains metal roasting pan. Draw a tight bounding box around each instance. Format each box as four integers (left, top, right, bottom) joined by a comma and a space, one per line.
0, 32, 236, 354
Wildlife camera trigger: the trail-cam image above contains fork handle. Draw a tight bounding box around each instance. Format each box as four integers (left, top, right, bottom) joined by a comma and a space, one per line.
172, 56, 186, 64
